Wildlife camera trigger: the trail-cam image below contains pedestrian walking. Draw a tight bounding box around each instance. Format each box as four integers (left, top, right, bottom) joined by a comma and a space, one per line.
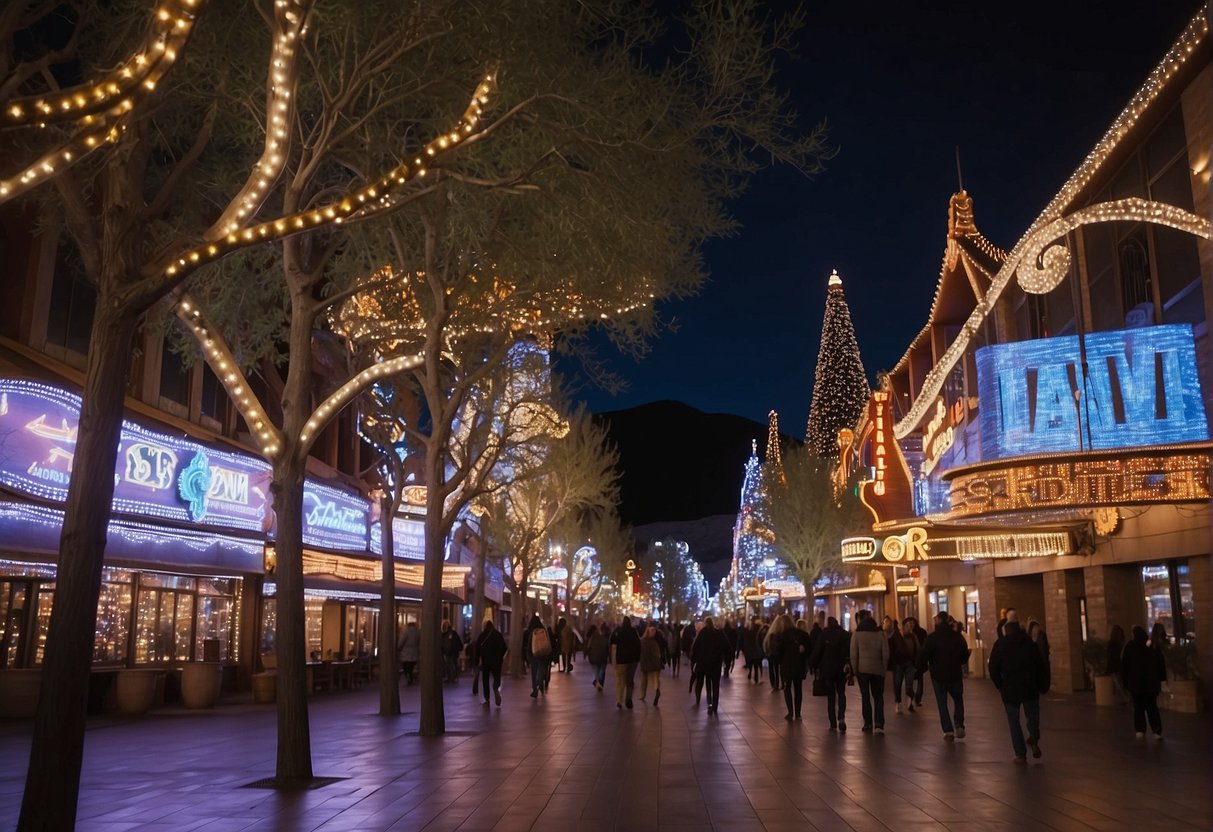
639, 624, 664, 704
475, 620, 507, 707
610, 615, 642, 709
585, 624, 610, 691
690, 615, 730, 714
883, 615, 913, 713
771, 613, 810, 720
440, 620, 463, 683
558, 617, 578, 672
808, 616, 851, 732
666, 624, 682, 678
1027, 619, 1050, 666
743, 617, 763, 683
917, 611, 971, 741
988, 609, 1050, 763
909, 617, 929, 706
523, 614, 552, 698
397, 621, 420, 685
850, 609, 889, 733
1107, 624, 1127, 704
1120, 625, 1166, 739
722, 619, 738, 677
898, 618, 920, 712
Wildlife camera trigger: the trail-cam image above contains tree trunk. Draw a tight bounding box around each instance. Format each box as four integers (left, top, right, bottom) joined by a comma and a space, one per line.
472, 543, 486, 633
418, 444, 446, 735
507, 576, 529, 677
19, 306, 138, 832
378, 492, 401, 715
271, 452, 313, 781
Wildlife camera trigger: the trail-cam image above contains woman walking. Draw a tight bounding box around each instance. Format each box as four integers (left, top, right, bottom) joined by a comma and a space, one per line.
809, 616, 851, 732
772, 614, 809, 720
585, 624, 610, 692
639, 624, 664, 704
850, 609, 889, 733
1121, 625, 1166, 739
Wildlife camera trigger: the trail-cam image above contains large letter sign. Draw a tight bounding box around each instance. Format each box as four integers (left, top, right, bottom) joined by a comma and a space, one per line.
976, 325, 1207, 459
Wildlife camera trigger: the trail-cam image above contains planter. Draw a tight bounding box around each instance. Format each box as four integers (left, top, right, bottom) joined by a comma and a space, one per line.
116, 669, 162, 715
1093, 674, 1115, 706
0, 668, 42, 718
1161, 679, 1204, 713
180, 662, 222, 709
251, 672, 277, 704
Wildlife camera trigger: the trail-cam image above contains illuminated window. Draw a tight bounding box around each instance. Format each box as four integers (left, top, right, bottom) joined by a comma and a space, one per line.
1118, 237, 1152, 316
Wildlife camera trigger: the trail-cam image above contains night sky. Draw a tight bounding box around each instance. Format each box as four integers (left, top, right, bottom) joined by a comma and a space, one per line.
564, 2, 1203, 436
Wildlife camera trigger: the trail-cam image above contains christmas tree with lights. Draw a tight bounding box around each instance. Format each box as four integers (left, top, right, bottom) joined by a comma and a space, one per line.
806, 270, 870, 459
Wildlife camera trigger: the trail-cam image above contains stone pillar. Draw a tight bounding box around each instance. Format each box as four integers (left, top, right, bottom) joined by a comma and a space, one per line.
1189, 556, 1212, 710
1042, 569, 1085, 693
975, 562, 999, 652
1085, 565, 1144, 641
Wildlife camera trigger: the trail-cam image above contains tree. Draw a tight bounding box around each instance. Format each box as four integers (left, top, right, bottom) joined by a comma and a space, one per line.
805, 271, 870, 459
561, 509, 630, 625
764, 442, 867, 595
483, 408, 618, 676
649, 539, 693, 622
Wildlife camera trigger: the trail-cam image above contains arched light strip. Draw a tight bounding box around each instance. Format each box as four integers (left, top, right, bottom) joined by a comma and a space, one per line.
893, 198, 1212, 440
160, 73, 497, 280
0, 3, 203, 202
176, 297, 283, 458
211, 0, 312, 237
297, 353, 424, 458
2, 0, 207, 129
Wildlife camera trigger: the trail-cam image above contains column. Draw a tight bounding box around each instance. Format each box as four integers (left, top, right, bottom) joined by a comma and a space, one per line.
1042, 569, 1084, 693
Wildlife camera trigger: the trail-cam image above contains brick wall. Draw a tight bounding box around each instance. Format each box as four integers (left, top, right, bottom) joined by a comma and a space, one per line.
1042, 569, 1086, 693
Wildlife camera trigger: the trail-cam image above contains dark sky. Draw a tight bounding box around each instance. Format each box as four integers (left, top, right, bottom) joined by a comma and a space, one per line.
564, 1, 1203, 436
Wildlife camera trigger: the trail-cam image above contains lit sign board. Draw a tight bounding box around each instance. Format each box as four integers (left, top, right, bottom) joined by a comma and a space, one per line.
301, 480, 369, 552
921, 396, 973, 475
369, 516, 427, 560
839, 526, 1072, 562
857, 388, 914, 525
537, 566, 569, 582
976, 325, 1208, 459
946, 448, 1210, 518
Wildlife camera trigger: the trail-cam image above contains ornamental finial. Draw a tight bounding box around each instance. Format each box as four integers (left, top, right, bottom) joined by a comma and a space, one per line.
828, 269, 842, 288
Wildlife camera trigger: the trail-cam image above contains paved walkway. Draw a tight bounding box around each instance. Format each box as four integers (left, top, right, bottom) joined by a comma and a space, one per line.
1, 667, 1210, 831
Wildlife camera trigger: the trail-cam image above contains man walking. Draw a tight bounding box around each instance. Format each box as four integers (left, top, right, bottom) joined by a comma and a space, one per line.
440, 620, 464, 683
690, 615, 730, 714
850, 609, 889, 733
917, 611, 971, 741
610, 615, 642, 709
475, 619, 507, 707
988, 609, 1049, 763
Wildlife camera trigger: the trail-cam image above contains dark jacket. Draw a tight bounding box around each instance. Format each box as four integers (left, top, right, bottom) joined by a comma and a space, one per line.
772, 628, 810, 680
522, 616, 548, 663
691, 625, 730, 672
640, 634, 664, 672
988, 622, 1048, 703
809, 623, 851, 681
441, 629, 463, 657
887, 628, 911, 669
917, 624, 971, 684
586, 631, 610, 665
476, 627, 507, 670
1121, 630, 1166, 697
611, 623, 642, 664
680, 623, 697, 656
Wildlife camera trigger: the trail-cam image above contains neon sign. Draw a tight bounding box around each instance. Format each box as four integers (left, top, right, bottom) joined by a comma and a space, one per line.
302, 481, 369, 551
976, 325, 1208, 459
839, 527, 1072, 562
369, 515, 427, 560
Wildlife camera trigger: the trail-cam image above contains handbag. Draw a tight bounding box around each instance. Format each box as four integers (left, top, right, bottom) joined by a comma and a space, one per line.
811, 672, 829, 697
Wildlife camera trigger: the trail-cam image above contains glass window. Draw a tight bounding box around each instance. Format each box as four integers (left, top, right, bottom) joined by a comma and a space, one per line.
94, 569, 133, 664
260, 597, 277, 656
1149, 153, 1196, 213
0, 582, 29, 669
1108, 157, 1144, 200
1118, 237, 1152, 316
139, 573, 196, 590
345, 605, 377, 658
306, 597, 324, 660
45, 242, 96, 356
34, 585, 54, 665
1142, 564, 1173, 639
200, 363, 224, 422
1154, 224, 1203, 323
1175, 563, 1195, 643
159, 342, 190, 407
195, 578, 236, 661
135, 585, 194, 663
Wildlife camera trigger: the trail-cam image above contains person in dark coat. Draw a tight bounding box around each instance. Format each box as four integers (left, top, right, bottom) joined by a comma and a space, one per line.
988, 610, 1049, 762
809, 616, 851, 732
1121, 625, 1167, 738
585, 624, 610, 692
742, 618, 763, 683
690, 616, 730, 713
771, 613, 810, 720
476, 620, 508, 707
522, 614, 552, 698
440, 620, 464, 683
883, 615, 913, 714
609, 615, 642, 709
917, 611, 971, 741
1107, 624, 1127, 705
722, 620, 739, 677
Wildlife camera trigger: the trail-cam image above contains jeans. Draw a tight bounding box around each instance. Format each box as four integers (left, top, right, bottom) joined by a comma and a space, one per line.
592, 662, 607, 688
783, 676, 803, 717
825, 677, 847, 728
614, 662, 637, 704
1003, 698, 1041, 758
931, 677, 965, 733
858, 673, 885, 729
1131, 691, 1163, 735
640, 669, 660, 699
893, 663, 916, 703
703, 667, 722, 709
481, 666, 501, 702
530, 658, 549, 693
444, 653, 460, 682
768, 658, 781, 689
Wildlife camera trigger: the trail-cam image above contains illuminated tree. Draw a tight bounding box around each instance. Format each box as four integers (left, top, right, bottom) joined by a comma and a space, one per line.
483, 409, 618, 676
806, 271, 870, 459
764, 442, 867, 594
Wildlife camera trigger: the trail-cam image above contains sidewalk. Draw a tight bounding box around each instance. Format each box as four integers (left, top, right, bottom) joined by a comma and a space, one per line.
1, 667, 1210, 831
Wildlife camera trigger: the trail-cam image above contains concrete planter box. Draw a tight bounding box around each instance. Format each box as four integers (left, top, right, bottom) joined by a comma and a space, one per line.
0, 669, 42, 718
116, 669, 162, 715
1093, 674, 1115, 706
180, 662, 222, 709
1160, 679, 1204, 713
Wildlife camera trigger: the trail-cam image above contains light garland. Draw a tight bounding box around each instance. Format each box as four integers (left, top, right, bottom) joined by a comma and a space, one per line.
0, 0, 207, 203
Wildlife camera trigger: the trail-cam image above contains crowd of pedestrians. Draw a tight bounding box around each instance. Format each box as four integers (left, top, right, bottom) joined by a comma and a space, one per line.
399, 604, 1177, 761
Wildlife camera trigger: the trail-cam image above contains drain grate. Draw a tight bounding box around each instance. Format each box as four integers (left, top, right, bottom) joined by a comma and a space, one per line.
242, 776, 348, 791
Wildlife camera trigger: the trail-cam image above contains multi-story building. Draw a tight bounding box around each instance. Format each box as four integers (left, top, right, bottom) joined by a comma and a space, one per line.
837, 8, 1212, 705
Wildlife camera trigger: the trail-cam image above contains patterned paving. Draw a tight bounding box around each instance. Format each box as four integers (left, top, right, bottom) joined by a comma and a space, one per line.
1, 667, 1210, 831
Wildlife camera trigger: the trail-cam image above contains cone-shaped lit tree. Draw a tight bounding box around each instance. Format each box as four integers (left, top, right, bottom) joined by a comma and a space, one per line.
806, 270, 870, 459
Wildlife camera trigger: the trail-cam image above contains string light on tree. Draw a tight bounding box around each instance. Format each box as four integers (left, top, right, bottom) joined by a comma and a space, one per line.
805, 270, 870, 459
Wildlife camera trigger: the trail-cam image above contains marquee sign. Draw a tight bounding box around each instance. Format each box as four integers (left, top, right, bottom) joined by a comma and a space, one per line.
370, 515, 427, 560
857, 387, 914, 525
301, 480, 369, 552
976, 324, 1208, 459
946, 447, 1210, 518
841, 526, 1073, 562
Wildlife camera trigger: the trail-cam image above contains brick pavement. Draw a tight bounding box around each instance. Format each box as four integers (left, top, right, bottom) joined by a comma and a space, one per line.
1, 666, 1210, 831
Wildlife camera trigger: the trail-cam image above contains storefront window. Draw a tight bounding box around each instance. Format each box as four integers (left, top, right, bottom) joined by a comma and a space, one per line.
306, 597, 324, 660
195, 578, 236, 661
345, 605, 378, 658
94, 568, 133, 663
260, 598, 276, 656
1175, 563, 1195, 642
135, 575, 196, 663
0, 581, 29, 668
34, 585, 54, 664
1142, 561, 1196, 644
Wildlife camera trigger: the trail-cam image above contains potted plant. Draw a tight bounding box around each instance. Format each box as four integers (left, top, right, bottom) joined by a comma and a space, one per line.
1081, 637, 1115, 706
1161, 641, 1203, 713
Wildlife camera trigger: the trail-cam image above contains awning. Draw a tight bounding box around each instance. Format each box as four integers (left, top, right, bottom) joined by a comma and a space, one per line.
267, 574, 464, 605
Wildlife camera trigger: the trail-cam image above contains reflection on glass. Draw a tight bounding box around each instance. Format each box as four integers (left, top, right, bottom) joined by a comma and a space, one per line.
35, 586, 55, 665
94, 573, 132, 663
1176, 563, 1195, 641
260, 598, 277, 656
174, 594, 193, 660
1, 582, 28, 668
1142, 564, 1173, 640
305, 597, 324, 659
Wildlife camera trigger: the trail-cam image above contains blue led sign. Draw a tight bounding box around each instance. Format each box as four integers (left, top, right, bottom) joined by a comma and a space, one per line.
975, 325, 1208, 459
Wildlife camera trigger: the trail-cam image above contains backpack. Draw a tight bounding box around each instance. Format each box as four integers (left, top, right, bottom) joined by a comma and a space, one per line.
530, 626, 552, 658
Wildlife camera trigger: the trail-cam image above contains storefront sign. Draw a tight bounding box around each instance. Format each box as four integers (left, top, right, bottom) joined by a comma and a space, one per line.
946, 449, 1210, 517
369, 515, 426, 560
537, 566, 569, 582
840, 537, 877, 562
921, 396, 973, 475
302, 481, 369, 552
857, 388, 915, 525
976, 325, 1208, 459
839, 526, 1072, 562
